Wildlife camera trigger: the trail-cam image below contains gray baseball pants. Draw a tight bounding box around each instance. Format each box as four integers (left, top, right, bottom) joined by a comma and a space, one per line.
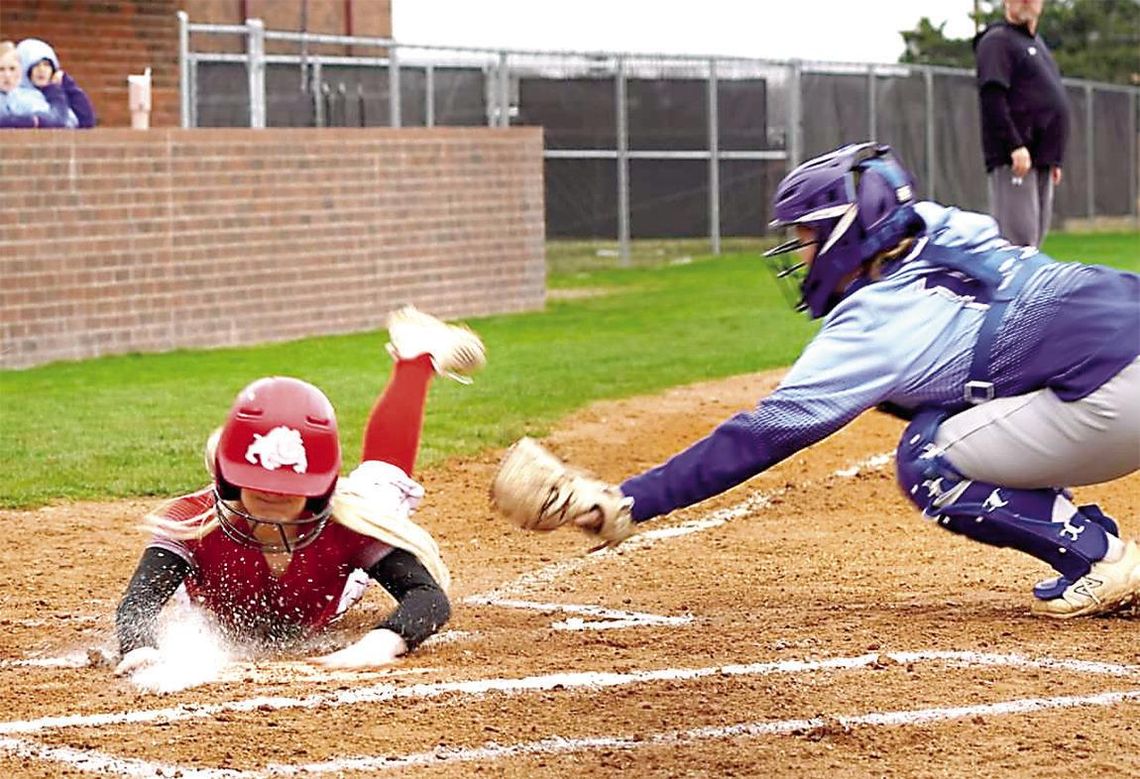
987, 166, 1055, 248
935, 356, 1140, 490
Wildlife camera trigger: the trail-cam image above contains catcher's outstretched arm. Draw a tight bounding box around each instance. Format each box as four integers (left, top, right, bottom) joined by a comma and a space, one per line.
619, 411, 782, 523
619, 311, 895, 523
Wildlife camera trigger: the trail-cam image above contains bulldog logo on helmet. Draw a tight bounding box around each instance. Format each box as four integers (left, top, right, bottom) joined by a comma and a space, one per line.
245, 426, 309, 474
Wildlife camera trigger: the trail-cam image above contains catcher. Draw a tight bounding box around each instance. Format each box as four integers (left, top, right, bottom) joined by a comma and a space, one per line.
493, 142, 1140, 619
114, 306, 485, 678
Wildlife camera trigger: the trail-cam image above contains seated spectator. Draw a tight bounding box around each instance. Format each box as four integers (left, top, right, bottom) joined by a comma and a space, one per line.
0, 40, 64, 128
5, 38, 96, 128
0, 41, 17, 93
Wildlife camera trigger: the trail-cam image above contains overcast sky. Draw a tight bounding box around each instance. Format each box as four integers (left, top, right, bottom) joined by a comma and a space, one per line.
392, 0, 981, 64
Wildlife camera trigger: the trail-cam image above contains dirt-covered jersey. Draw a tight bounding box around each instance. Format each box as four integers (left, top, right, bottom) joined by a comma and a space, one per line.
149, 486, 391, 641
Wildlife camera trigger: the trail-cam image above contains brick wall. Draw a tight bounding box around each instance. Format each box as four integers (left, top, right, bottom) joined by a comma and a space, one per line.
186, 0, 391, 55
0, 127, 546, 369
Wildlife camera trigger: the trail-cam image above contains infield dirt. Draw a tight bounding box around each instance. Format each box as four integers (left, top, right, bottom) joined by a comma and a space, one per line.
1, 369, 1137, 778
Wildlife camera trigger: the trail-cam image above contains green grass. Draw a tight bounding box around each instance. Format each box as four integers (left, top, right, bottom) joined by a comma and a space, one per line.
547, 237, 775, 274
0, 249, 813, 509
1, 231, 1135, 509
1042, 231, 1140, 271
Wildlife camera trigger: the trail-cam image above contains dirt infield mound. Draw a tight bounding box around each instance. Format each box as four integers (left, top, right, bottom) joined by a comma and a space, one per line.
1, 370, 1137, 777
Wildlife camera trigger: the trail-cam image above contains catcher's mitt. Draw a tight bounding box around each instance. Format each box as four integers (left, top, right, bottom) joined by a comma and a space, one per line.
490, 437, 635, 547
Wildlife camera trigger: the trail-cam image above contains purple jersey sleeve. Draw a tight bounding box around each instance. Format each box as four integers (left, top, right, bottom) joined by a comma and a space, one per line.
621, 302, 900, 522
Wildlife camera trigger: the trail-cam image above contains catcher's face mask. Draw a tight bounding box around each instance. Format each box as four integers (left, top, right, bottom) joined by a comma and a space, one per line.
763, 224, 818, 313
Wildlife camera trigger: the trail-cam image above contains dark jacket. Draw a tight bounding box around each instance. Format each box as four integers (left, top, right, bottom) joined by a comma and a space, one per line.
973, 21, 1069, 172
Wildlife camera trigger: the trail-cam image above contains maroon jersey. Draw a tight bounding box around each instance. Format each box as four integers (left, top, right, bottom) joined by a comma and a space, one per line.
150, 487, 391, 641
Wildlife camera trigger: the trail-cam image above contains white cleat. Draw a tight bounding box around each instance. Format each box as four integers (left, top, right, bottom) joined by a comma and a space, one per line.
385, 305, 486, 383
1030, 540, 1140, 619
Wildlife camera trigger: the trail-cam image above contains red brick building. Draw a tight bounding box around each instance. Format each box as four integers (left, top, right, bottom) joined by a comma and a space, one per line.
0, 1, 392, 128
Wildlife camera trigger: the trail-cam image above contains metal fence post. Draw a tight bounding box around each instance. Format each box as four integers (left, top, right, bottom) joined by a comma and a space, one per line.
246, 18, 266, 128
867, 65, 877, 140
311, 58, 324, 127
425, 64, 435, 127
177, 11, 191, 128
708, 58, 721, 256
189, 57, 198, 128
1132, 89, 1139, 226
788, 60, 802, 167
1085, 83, 1095, 220
497, 52, 510, 127
924, 67, 935, 200
616, 57, 631, 267
489, 53, 504, 126
388, 43, 401, 127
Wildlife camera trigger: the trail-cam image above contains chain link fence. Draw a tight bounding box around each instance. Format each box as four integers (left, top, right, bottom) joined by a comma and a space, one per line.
178, 12, 1139, 266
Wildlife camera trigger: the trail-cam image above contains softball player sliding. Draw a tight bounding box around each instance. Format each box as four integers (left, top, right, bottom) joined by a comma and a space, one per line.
114, 306, 485, 678
562, 142, 1138, 618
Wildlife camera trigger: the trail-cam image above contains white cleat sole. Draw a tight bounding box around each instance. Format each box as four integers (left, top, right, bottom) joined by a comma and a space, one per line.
1030, 540, 1140, 619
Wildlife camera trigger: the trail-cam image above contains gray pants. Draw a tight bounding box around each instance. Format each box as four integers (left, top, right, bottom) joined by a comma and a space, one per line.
987, 166, 1055, 248
935, 356, 1140, 490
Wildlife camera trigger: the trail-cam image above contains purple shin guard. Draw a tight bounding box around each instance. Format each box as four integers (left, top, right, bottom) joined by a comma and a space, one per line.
896, 412, 1111, 581
1032, 505, 1120, 599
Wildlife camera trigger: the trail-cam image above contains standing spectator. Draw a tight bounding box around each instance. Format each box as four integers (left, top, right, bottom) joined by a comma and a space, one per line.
11, 38, 96, 129
973, 0, 1069, 247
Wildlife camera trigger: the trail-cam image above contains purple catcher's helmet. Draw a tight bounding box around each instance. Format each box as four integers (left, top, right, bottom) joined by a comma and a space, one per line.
764, 142, 922, 318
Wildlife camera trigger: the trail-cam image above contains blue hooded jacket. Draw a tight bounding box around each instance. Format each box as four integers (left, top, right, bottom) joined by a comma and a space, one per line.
2, 38, 96, 128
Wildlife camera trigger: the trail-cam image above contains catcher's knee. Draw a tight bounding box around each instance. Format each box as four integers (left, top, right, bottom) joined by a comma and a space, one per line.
895, 410, 1110, 579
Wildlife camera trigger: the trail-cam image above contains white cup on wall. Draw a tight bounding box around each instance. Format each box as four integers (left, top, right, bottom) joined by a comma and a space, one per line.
128, 67, 152, 129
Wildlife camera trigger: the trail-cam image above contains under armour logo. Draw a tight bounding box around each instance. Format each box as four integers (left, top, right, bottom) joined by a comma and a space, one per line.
922, 477, 945, 499
918, 443, 942, 461
1058, 517, 1086, 543
1027, 46, 1037, 56
982, 489, 1009, 512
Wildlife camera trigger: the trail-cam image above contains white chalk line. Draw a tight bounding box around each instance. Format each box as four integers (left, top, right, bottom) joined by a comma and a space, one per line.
3, 649, 1137, 740
463, 596, 692, 631
7, 679, 1138, 778
0, 653, 441, 689
834, 452, 894, 478
1, 651, 93, 669
10, 615, 104, 628
213, 664, 435, 687
0, 736, 240, 779
419, 628, 476, 646
253, 687, 1140, 776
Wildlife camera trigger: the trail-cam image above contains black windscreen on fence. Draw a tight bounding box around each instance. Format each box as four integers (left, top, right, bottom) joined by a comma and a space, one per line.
191, 55, 1136, 236
194, 63, 486, 128
518, 76, 770, 237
